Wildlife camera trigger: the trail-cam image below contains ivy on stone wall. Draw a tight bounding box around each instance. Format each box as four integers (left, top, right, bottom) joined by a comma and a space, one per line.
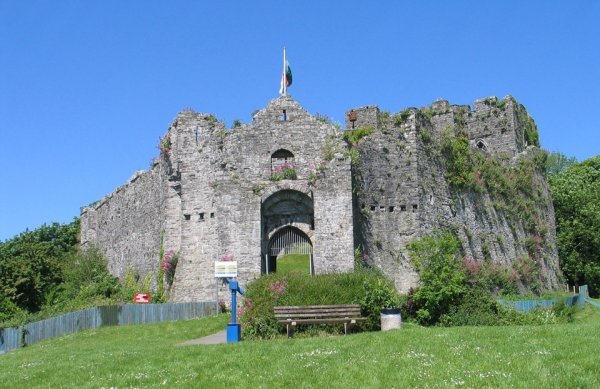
514, 103, 540, 147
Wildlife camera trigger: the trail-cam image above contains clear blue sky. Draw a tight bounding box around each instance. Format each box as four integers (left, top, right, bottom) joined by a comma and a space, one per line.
1, 1, 599, 241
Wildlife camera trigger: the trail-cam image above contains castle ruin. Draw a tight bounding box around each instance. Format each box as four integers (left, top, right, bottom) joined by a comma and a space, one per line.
80, 95, 561, 302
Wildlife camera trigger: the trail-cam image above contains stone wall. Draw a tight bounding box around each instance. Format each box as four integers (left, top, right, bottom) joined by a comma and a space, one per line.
80, 166, 167, 279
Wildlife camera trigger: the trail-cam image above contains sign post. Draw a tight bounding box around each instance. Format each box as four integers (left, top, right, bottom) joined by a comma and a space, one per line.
214, 261, 243, 343
226, 279, 244, 343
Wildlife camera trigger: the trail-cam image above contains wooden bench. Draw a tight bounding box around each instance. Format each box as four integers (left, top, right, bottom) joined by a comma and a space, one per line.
274, 304, 366, 338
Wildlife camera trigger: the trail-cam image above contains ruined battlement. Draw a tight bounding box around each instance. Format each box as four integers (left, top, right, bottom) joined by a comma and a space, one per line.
344, 95, 535, 158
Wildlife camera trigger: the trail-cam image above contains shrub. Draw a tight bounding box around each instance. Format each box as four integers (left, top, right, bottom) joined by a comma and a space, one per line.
439, 288, 578, 327
439, 287, 504, 326
117, 269, 153, 303
407, 231, 466, 325
394, 110, 412, 126
441, 132, 476, 190
462, 258, 518, 296
161, 250, 179, 288
240, 269, 401, 339
239, 274, 284, 339
270, 163, 297, 181
343, 127, 374, 145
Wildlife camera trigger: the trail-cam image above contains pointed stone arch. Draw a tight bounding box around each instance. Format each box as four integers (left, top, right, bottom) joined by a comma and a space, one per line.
261, 189, 314, 274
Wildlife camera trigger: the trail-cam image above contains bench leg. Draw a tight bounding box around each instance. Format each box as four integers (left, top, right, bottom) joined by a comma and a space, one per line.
286, 323, 296, 338
344, 320, 357, 335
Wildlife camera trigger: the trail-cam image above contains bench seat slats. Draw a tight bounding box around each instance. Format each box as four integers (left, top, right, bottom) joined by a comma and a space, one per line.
277, 318, 367, 325
275, 304, 360, 309
274, 307, 361, 314
274, 304, 366, 338
275, 310, 360, 319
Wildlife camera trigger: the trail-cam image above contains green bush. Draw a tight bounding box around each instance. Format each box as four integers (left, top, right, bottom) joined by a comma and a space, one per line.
343, 127, 374, 145
439, 288, 577, 327
407, 230, 466, 325
240, 269, 401, 339
462, 258, 518, 296
439, 287, 505, 326
441, 133, 476, 190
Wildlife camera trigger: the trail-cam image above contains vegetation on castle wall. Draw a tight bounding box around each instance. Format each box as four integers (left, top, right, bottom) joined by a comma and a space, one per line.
515, 104, 540, 147
441, 132, 475, 190
440, 130, 549, 242
406, 231, 574, 327
550, 155, 600, 297
270, 163, 297, 181
394, 109, 412, 126
158, 135, 172, 159
342, 126, 374, 145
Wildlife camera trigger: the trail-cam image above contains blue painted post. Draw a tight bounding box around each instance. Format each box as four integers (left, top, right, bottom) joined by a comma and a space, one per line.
226, 279, 244, 343
230, 283, 237, 324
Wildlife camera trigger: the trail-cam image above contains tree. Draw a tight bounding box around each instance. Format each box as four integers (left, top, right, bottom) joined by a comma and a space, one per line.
550, 155, 600, 296
0, 220, 79, 312
407, 230, 466, 324
546, 151, 577, 179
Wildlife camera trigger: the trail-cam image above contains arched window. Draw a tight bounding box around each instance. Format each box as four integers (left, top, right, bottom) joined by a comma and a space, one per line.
270, 149, 296, 179
475, 139, 488, 150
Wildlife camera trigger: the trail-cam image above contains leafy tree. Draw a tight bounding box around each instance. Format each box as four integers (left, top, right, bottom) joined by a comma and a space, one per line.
0, 221, 79, 312
407, 230, 466, 325
545, 151, 577, 179
550, 155, 600, 296
44, 248, 119, 312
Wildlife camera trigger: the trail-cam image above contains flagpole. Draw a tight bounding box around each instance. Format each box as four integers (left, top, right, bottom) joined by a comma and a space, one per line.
283, 47, 287, 96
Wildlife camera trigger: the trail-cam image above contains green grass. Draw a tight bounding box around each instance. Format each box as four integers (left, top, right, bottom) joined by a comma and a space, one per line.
277, 254, 310, 275
2, 308, 600, 388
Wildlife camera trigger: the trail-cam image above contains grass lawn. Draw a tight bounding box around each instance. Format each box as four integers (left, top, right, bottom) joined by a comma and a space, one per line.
277, 253, 310, 275
2, 308, 600, 388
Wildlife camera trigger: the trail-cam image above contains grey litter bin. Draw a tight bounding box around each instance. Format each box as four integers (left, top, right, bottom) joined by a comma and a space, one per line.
380, 307, 402, 331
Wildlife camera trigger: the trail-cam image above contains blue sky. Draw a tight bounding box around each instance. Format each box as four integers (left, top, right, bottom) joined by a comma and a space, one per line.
1, 1, 599, 241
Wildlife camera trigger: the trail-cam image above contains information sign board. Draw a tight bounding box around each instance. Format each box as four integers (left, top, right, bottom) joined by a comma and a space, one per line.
215, 261, 238, 278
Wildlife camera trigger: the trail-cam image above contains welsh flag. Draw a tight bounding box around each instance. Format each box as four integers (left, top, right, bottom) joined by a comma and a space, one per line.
279, 49, 292, 95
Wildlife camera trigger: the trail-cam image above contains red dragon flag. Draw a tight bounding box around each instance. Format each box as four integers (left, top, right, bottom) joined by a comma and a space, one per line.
279, 48, 293, 96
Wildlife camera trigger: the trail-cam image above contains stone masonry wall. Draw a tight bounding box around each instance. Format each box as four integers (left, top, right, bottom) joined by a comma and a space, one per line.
80, 165, 168, 279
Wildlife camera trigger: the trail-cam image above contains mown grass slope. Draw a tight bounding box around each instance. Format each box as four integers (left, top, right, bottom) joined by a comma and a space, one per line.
1, 308, 599, 388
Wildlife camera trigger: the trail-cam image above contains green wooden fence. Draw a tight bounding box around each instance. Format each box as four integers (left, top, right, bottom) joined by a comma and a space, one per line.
497, 285, 588, 312
0, 301, 217, 354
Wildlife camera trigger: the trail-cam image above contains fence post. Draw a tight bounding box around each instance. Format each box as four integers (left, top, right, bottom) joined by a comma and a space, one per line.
578, 285, 588, 306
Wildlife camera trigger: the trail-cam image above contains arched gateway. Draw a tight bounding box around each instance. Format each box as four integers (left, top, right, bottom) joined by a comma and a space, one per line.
266, 226, 313, 274
261, 189, 314, 274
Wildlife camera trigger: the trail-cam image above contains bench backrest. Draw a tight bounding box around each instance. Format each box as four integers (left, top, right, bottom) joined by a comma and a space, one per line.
274, 304, 362, 319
